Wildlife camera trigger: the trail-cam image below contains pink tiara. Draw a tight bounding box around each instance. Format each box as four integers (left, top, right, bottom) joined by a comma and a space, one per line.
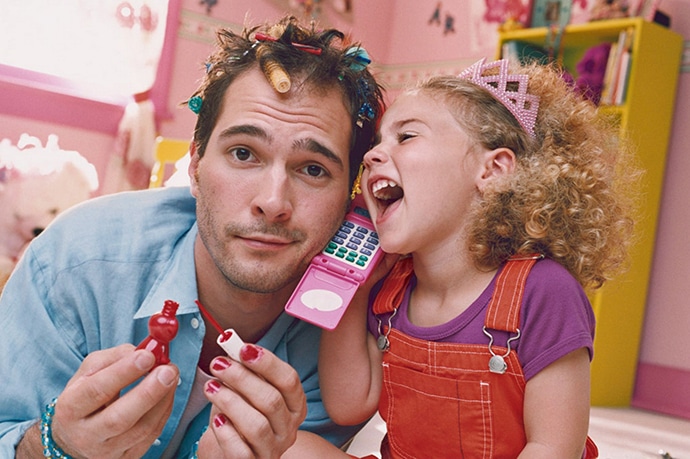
457, 58, 539, 137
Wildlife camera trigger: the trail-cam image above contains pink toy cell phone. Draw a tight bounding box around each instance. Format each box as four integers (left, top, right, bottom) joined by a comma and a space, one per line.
285, 196, 383, 330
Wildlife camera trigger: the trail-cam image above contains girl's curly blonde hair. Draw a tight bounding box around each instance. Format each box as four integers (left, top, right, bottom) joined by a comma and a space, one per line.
417, 62, 642, 290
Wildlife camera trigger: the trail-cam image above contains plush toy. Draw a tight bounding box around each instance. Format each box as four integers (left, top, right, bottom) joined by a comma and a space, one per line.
0, 134, 99, 291
589, 0, 630, 21
574, 42, 612, 105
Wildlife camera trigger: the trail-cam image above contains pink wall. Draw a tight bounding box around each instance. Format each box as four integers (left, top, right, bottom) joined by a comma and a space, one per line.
633, 0, 690, 418
382, 0, 500, 64
2, 0, 690, 418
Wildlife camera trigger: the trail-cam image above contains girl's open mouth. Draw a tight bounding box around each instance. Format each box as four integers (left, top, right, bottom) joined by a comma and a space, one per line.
371, 179, 403, 213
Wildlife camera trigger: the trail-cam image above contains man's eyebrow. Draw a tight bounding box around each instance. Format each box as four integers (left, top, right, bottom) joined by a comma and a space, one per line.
217, 126, 344, 169
293, 138, 344, 169
218, 124, 270, 141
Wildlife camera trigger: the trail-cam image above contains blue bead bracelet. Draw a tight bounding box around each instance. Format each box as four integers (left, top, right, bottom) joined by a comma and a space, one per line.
40, 397, 73, 458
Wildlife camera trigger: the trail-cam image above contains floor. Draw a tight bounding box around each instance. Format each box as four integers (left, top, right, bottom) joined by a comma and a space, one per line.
346, 407, 690, 458
588, 407, 690, 458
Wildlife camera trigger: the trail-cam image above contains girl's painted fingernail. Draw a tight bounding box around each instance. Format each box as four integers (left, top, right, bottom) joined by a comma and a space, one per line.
239, 344, 263, 363
206, 379, 221, 394
211, 357, 231, 372
213, 413, 228, 428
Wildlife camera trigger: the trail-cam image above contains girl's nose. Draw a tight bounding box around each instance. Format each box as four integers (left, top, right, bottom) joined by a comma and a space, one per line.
363, 145, 388, 167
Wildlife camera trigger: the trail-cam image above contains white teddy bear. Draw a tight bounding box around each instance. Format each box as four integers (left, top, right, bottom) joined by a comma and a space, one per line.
0, 134, 99, 291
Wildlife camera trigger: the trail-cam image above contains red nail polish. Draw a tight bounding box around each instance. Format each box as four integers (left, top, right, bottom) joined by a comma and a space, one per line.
213, 413, 227, 428
211, 357, 231, 372
240, 344, 262, 363
206, 380, 221, 394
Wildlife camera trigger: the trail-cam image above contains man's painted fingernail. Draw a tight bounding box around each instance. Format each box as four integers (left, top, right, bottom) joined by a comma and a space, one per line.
211, 357, 231, 372
206, 380, 221, 394
240, 344, 263, 363
213, 413, 228, 428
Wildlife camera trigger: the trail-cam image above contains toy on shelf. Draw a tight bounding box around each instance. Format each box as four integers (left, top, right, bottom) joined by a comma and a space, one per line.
136, 300, 180, 366
0, 133, 99, 291
574, 42, 612, 105
589, 0, 630, 21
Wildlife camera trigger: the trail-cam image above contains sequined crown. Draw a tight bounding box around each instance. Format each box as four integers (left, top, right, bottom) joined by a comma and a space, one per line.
458, 58, 539, 137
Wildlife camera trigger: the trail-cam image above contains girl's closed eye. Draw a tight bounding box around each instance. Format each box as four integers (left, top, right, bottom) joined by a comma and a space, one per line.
397, 131, 417, 143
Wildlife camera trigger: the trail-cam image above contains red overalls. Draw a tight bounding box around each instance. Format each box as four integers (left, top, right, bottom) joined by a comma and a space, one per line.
361, 256, 598, 459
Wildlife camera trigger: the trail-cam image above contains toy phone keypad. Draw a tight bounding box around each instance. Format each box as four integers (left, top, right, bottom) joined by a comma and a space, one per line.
285, 204, 383, 330
326, 217, 379, 273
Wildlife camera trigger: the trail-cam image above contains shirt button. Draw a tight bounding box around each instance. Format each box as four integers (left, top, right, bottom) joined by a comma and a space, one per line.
191, 317, 200, 329
153, 439, 161, 446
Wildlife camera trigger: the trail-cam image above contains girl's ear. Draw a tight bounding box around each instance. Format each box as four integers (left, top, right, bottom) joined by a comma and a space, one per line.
477, 147, 516, 191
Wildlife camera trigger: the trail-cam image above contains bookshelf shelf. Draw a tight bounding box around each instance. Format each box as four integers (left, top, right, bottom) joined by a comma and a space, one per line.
498, 18, 683, 406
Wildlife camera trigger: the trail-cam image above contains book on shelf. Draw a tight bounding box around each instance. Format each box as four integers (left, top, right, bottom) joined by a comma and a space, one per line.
601, 27, 635, 106
615, 27, 635, 105
599, 40, 618, 105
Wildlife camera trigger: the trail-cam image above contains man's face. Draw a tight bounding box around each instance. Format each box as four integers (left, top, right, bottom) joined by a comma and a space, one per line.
189, 67, 352, 294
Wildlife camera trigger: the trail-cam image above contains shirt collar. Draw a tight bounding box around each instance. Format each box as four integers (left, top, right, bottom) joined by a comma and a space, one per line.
133, 222, 200, 319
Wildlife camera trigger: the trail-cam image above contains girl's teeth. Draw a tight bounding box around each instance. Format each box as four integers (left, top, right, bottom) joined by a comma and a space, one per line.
372, 179, 398, 194
372, 179, 404, 202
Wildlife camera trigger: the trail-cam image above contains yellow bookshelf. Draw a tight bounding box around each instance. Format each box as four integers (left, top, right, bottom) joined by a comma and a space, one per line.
498, 18, 683, 406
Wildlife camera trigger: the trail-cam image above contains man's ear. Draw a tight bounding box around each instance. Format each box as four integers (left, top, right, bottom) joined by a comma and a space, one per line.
188, 141, 200, 197
477, 147, 515, 191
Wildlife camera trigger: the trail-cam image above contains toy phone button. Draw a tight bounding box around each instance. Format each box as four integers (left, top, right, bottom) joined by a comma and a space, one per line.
300, 289, 344, 312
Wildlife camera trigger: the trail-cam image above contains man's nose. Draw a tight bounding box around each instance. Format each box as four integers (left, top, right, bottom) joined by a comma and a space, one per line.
251, 168, 293, 223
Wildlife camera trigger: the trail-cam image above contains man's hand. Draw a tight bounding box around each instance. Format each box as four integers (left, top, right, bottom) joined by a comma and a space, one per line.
197, 344, 307, 459
17, 344, 179, 459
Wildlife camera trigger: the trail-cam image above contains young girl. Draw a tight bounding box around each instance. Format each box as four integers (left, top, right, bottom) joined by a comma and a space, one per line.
309, 58, 641, 458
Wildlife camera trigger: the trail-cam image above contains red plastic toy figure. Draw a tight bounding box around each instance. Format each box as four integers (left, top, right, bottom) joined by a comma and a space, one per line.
136, 299, 179, 366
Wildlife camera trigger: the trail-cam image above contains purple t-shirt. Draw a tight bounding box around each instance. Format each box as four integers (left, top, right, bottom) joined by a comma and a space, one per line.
367, 258, 595, 381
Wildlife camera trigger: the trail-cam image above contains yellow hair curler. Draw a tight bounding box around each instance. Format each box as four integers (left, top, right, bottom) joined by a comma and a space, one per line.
256, 45, 291, 94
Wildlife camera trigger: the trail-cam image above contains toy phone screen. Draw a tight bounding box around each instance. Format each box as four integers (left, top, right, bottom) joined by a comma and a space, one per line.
284, 199, 383, 330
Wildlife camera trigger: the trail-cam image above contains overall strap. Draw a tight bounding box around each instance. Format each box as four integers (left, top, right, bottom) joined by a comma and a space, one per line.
484, 254, 542, 333
372, 257, 414, 315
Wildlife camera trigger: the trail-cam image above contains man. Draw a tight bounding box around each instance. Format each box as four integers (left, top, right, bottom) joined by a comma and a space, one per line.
0, 16, 384, 458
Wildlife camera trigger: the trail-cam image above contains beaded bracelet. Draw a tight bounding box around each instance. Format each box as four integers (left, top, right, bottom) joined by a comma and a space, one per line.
40, 397, 73, 459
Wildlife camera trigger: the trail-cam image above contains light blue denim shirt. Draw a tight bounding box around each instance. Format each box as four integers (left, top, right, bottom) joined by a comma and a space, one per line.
0, 186, 361, 458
